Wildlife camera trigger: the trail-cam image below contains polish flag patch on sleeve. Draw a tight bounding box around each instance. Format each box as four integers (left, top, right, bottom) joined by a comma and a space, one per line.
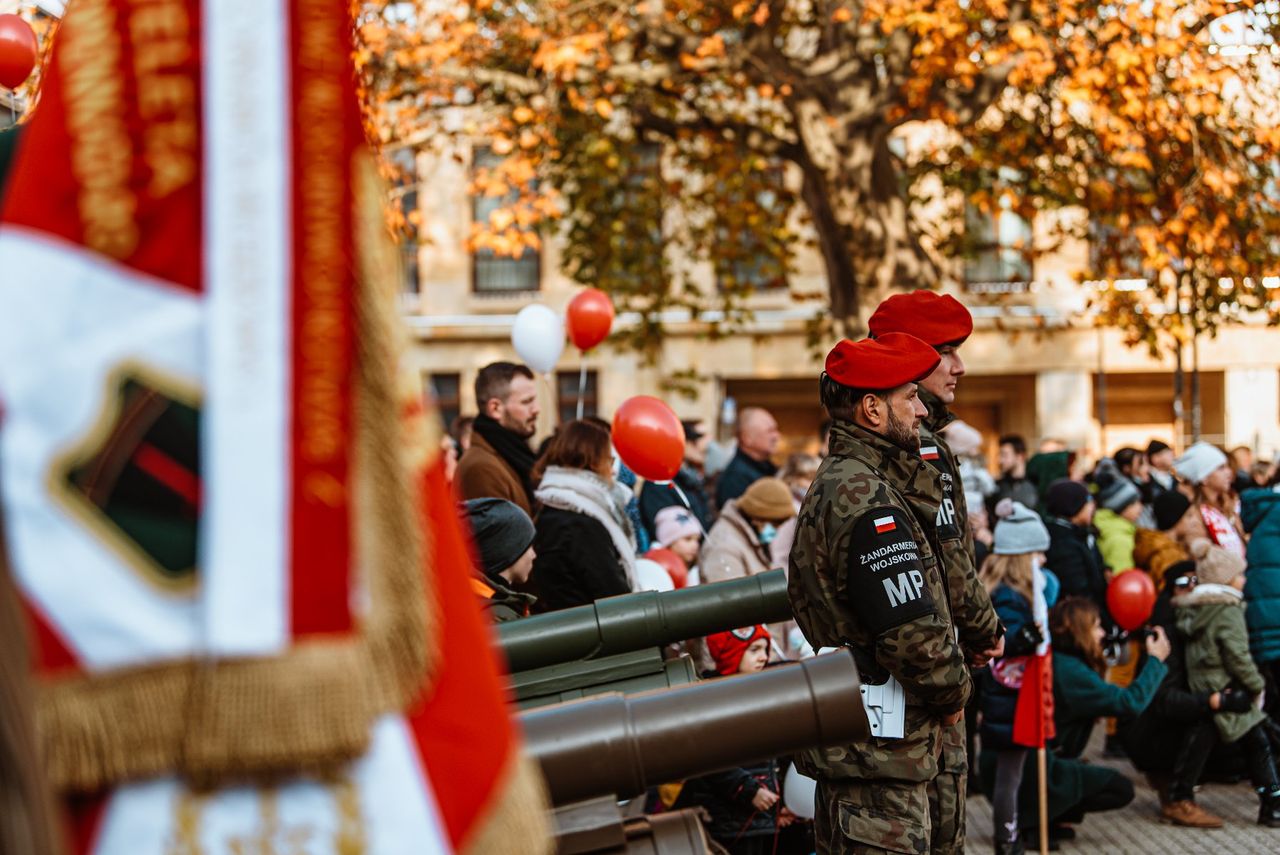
920, 446, 940, 460
874, 515, 897, 534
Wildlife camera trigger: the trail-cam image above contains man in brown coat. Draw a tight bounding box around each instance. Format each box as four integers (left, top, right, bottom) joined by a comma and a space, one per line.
456, 362, 540, 515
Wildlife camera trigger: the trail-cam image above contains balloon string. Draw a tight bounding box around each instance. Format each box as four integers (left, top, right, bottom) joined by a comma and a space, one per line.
541, 372, 556, 428
576, 361, 587, 420
667, 480, 709, 537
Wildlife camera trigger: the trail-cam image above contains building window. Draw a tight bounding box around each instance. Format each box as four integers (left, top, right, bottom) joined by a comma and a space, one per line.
963, 194, 1032, 292
1087, 221, 1150, 291
389, 147, 420, 295
715, 165, 789, 292
425, 372, 461, 430
472, 147, 540, 294
557, 370, 598, 424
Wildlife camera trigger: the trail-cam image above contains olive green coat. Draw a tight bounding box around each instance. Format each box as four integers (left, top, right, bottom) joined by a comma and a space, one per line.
1175, 584, 1267, 744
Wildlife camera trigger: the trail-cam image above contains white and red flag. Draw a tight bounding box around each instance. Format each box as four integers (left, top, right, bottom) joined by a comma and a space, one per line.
0, 2, 548, 853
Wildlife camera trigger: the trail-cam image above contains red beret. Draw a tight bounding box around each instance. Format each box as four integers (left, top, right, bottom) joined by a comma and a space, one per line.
824, 333, 941, 391
868, 290, 973, 347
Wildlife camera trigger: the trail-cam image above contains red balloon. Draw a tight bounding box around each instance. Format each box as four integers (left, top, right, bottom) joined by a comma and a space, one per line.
1106, 569, 1157, 631
612, 396, 685, 482
566, 288, 615, 352
644, 548, 688, 589
0, 15, 37, 91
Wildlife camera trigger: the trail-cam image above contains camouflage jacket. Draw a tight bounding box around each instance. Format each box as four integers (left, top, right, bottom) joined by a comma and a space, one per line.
788, 420, 972, 783
918, 388, 1002, 657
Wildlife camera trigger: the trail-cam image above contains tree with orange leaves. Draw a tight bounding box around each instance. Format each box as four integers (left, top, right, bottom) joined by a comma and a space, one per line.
357, 1, 1280, 347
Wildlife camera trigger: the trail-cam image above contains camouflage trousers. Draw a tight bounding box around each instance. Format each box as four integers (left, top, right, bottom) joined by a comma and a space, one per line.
928, 770, 965, 855
815, 771, 965, 855
930, 719, 967, 855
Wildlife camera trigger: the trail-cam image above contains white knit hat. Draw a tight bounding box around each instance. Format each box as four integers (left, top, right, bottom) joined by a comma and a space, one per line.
1173, 442, 1229, 486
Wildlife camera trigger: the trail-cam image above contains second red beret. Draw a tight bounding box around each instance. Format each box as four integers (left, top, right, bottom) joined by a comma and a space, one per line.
868, 290, 973, 347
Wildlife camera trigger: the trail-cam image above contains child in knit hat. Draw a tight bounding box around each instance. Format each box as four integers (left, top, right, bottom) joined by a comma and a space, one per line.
1176, 538, 1280, 827
1174, 442, 1247, 559
1093, 469, 1144, 573
654, 505, 703, 584
977, 500, 1053, 854
706, 625, 772, 676
462, 498, 538, 621
677, 626, 797, 853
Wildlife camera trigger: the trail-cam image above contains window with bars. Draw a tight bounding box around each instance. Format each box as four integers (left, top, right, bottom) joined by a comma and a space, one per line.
425, 372, 462, 430
389, 147, 421, 295
714, 166, 789, 292
557, 370, 598, 424
963, 197, 1033, 292
472, 147, 541, 294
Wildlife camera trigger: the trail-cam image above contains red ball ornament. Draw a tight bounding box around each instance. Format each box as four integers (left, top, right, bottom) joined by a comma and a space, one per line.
0, 15, 37, 91
644, 548, 688, 589
611, 396, 684, 482
566, 288, 615, 352
1106, 569, 1156, 632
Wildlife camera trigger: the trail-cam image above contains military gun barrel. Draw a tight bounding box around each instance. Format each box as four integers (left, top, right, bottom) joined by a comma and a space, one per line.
497, 570, 790, 673
521, 650, 867, 806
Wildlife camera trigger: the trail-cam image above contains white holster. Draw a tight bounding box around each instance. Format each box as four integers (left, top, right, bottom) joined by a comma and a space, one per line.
859, 674, 906, 739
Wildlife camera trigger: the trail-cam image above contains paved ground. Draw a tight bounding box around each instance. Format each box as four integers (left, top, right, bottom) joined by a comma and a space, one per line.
965, 725, 1280, 854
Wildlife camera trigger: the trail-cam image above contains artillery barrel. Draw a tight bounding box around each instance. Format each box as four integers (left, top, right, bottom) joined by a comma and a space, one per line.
521, 650, 867, 807
497, 569, 790, 673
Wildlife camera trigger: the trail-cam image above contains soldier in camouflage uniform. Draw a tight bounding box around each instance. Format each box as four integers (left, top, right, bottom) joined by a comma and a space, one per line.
789, 333, 973, 854
869, 292, 1005, 854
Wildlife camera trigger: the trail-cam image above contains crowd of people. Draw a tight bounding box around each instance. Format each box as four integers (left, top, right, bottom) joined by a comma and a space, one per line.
447, 341, 1280, 854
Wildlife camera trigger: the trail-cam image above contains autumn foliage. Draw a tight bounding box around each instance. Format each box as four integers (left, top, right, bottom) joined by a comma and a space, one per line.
358, 0, 1280, 349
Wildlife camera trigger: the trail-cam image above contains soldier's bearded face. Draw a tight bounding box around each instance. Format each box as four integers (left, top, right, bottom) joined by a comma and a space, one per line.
883, 384, 926, 450
886, 406, 918, 450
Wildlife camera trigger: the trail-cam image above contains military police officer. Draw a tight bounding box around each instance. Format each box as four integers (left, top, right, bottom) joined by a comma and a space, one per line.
789, 333, 972, 854
870, 291, 1004, 854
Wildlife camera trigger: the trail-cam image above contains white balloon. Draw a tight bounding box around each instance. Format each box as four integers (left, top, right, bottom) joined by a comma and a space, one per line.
510, 304, 565, 373
783, 763, 817, 820
633, 558, 675, 592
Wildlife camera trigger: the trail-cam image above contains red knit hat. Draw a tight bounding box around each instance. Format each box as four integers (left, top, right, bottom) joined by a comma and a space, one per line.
868, 290, 973, 347
824, 332, 940, 391
706, 625, 771, 675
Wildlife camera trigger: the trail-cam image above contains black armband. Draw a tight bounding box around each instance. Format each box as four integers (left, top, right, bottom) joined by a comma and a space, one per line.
845, 506, 937, 636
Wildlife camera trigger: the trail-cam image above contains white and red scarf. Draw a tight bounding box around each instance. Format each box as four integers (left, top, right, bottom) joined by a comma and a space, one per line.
1200, 504, 1246, 560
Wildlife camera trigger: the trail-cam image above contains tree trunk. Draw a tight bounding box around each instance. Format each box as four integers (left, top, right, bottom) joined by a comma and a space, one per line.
794, 114, 938, 337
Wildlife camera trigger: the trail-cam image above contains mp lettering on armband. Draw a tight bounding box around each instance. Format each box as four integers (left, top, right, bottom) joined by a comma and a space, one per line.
845, 506, 937, 636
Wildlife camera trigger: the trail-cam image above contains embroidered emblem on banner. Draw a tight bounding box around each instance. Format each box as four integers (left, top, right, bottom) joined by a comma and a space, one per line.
51, 365, 200, 593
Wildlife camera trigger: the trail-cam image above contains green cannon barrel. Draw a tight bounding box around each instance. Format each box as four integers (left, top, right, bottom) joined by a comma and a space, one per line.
497, 570, 790, 673
521, 650, 867, 807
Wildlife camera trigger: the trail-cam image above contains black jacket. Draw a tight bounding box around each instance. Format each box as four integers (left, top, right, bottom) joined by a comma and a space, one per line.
989, 475, 1040, 518
715, 450, 777, 510
1044, 517, 1109, 616
530, 506, 631, 612
639, 464, 713, 539
674, 757, 781, 844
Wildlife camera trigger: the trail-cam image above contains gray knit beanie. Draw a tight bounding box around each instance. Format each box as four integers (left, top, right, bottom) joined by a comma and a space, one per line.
1098, 477, 1142, 513
993, 499, 1051, 555
462, 498, 536, 578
